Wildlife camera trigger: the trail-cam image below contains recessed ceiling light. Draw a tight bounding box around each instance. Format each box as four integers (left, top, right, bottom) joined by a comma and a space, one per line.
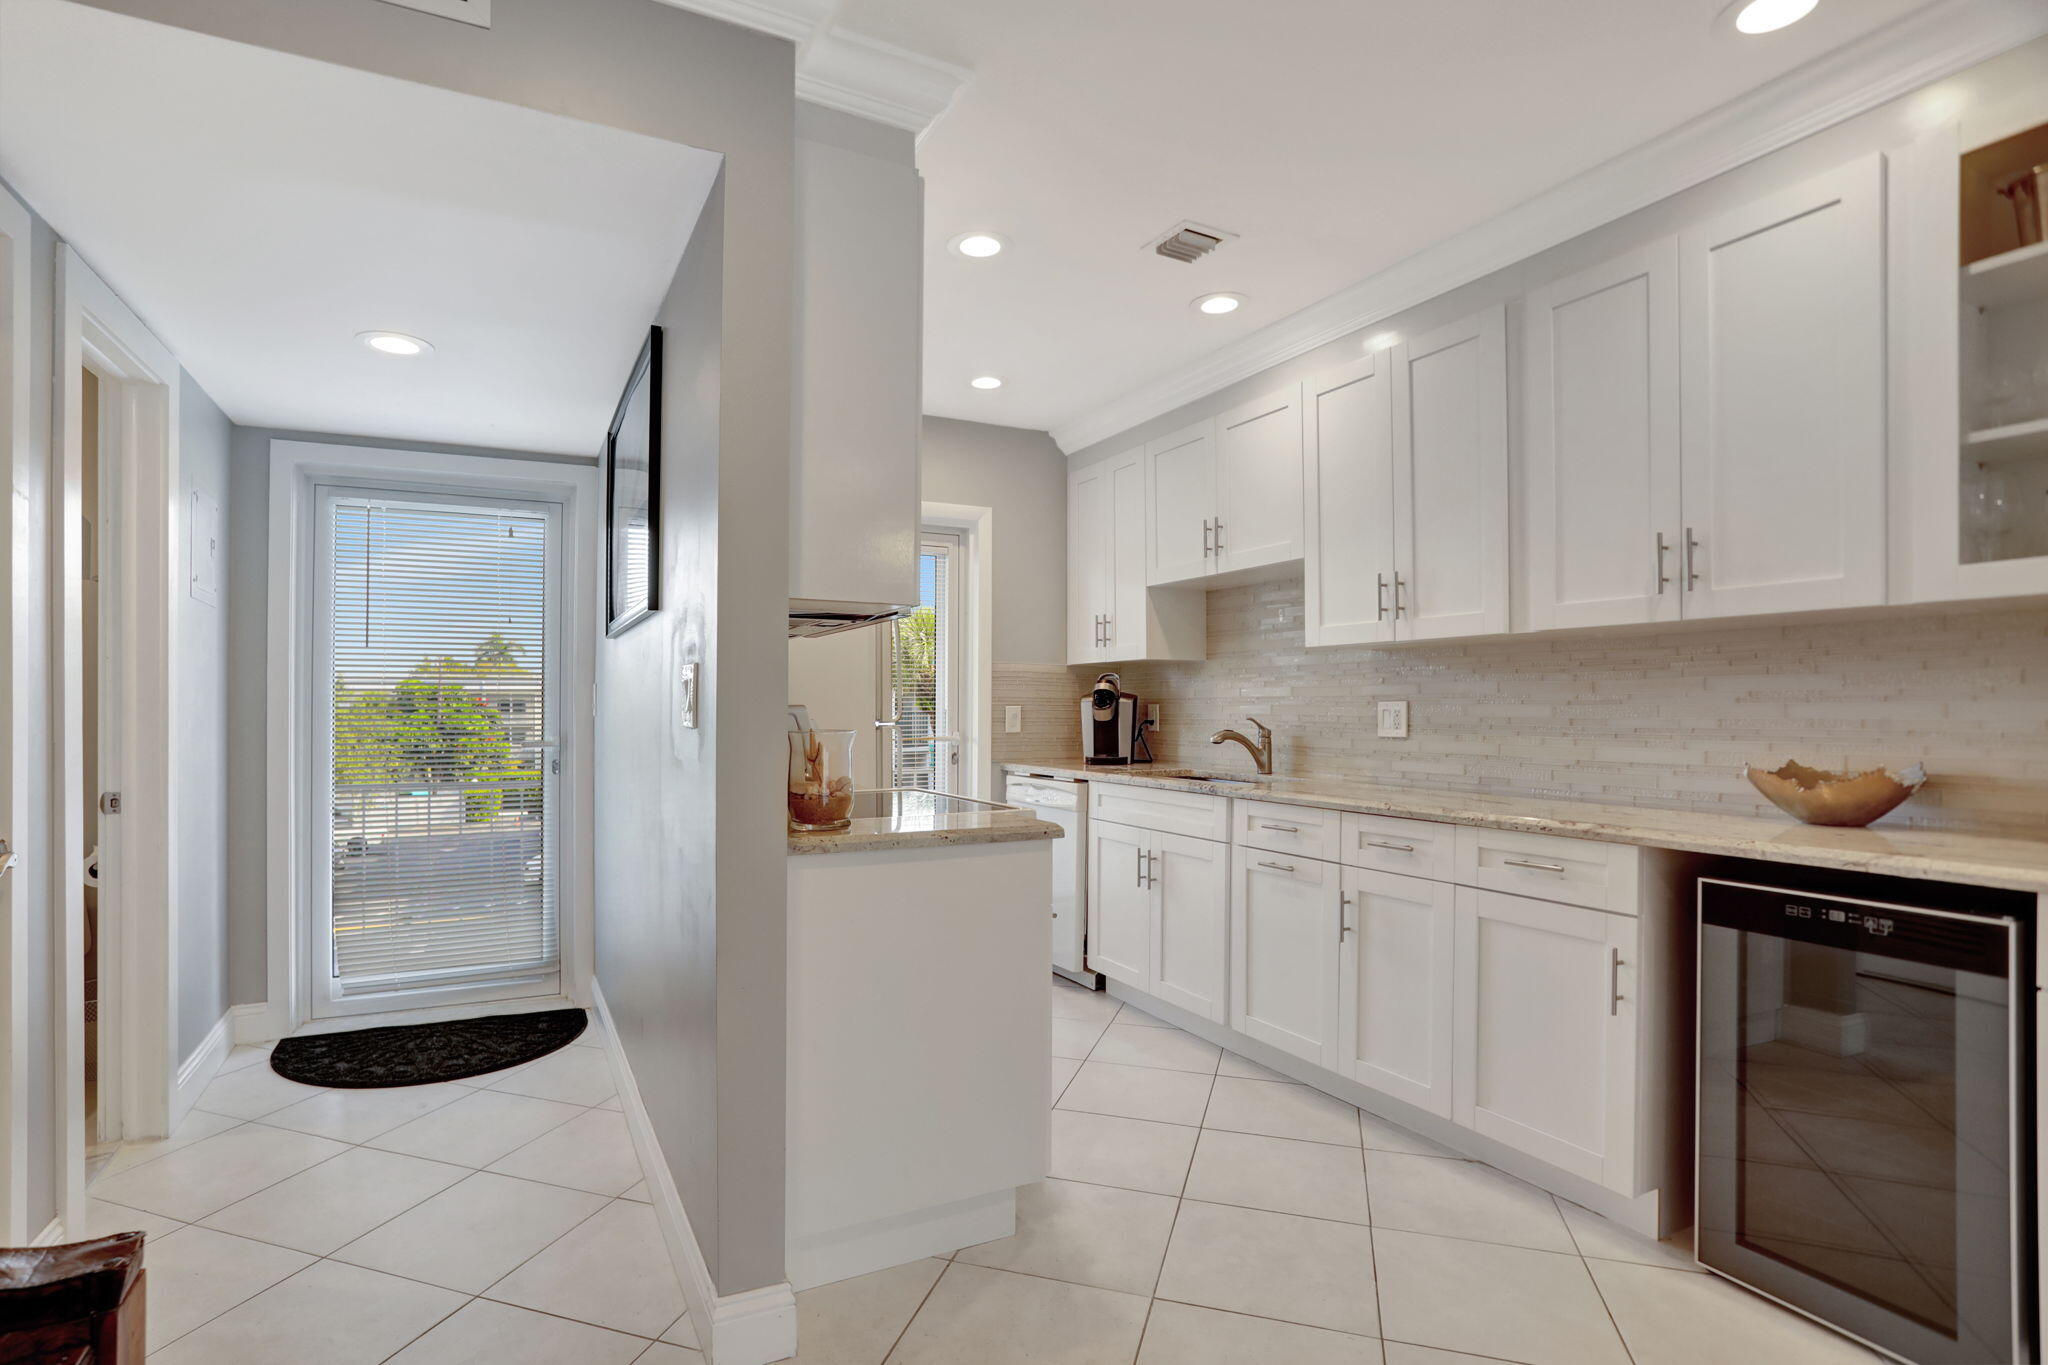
1722, 0, 1817, 34
1192, 292, 1245, 316
949, 232, 1008, 259
359, 330, 432, 357
970, 375, 1003, 390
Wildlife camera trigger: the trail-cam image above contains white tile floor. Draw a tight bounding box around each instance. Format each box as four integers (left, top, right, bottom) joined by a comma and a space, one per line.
91, 985, 1890, 1364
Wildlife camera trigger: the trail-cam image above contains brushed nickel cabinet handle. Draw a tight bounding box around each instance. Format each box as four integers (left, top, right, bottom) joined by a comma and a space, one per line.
1256, 860, 1297, 874
1366, 839, 1416, 853
1258, 822, 1300, 834
1203, 519, 1213, 558
1393, 573, 1407, 619
1654, 532, 1671, 594
1213, 519, 1224, 554
1685, 527, 1701, 591
1609, 947, 1624, 1016
1503, 857, 1567, 874
1340, 892, 1354, 942
1376, 572, 1389, 622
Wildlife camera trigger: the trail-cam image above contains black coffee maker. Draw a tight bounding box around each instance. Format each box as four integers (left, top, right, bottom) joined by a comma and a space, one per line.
1080, 672, 1154, 766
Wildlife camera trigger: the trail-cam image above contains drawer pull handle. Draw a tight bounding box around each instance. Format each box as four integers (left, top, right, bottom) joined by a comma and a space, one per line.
1366, 839, 1416, 853
1503, 857, 1567, 874
1258, 822, 1301, 834
1256, 860, 1298, 874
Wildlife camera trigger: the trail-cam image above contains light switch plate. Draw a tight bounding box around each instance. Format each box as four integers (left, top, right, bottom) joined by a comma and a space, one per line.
1004, 705, 1022, 734
1376, 700, 1410, 739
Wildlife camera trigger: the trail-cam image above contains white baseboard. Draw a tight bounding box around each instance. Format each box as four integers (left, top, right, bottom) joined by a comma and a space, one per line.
590, 981, 797, 1365
789, 1188, 1010, 1293
171, 1010, 233, 1129
232, 1001, 285, 1046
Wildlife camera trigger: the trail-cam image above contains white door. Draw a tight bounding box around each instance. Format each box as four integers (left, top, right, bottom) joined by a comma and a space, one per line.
1392, 306, 1508, 640
1088, 821, 1153, 991
1337, 868, 1454, 1117
1679, 154, 1886, 618
1066, 462, 1111, 664
1214, 383, 1304, 574
0, 185, 28, 1242
1231, 853, 1337, 1066
884, 530, 966, 790
1524, 240, 1682, 631
1453, 888, 1638, 1190
1150, 831, 1227, 1023
1145, 420, 1216, 585
1106, 452, 1150, 660
315, 490, 565, 1017
1304, 352, 1397, 647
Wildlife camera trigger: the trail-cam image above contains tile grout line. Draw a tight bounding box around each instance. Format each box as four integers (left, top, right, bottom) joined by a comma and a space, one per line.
878, 1257, 958, 1365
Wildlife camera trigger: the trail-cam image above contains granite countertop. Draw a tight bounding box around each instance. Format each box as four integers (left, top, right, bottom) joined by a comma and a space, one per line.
1001, 759, 2048, 893
787, 804, 1064, 856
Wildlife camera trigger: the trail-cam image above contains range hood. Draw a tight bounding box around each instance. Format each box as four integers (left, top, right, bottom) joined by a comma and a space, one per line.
788, 598, 914, 639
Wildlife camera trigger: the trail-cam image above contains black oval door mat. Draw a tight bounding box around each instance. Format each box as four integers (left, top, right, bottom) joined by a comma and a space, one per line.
270, 1008, 588, 1088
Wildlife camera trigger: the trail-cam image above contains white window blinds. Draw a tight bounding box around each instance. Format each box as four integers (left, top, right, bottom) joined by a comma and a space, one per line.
886, 533, 960, 791
326, 497, 557, 993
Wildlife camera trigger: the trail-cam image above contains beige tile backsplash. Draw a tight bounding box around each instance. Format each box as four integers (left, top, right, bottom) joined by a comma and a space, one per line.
995, 579, 2048, 836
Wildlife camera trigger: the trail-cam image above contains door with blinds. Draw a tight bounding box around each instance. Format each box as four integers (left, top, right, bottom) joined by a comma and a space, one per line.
315, 490, 563, 1016
882, 530, 963, 791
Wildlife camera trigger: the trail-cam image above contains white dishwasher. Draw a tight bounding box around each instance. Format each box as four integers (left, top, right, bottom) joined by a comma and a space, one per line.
1002, 773, 1098, 986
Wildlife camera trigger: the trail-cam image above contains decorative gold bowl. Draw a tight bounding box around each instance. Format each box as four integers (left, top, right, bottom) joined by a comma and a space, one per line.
1744, 760, 1927, 828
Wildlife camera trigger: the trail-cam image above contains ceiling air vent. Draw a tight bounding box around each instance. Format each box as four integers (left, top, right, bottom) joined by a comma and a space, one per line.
1150, 221, 1235, 264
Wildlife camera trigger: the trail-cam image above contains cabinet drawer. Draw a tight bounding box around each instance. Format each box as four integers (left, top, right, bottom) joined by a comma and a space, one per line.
1234, 800, 1341, 861
1089, 782, 1228, 842
1453, 827, 1640, 915
1339, 813, 1455, 880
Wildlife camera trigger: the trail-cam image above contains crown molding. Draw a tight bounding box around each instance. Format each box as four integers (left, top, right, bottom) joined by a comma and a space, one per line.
653, 0, 969, 135
796, 26, 973, 135
1050, 0, 2048, 454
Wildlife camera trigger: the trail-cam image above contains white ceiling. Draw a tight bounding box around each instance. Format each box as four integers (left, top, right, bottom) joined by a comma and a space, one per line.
833, 0, 1941, 437
0, 0, 723, 456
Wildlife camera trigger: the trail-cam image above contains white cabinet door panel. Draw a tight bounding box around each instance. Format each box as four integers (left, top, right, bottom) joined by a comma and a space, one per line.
1304, 352, 1397, 646
1454, 888, 1637, 1190
1680, 154, 1886, 618
1107, 453, 1150, 659
1146, 420, 1217, 585
1067, 462, 1112, 664
1393, 307, 1508, 640
1152, 832, 1229, 1024
1339, 868, 1455, 1117
1088, 822, 1153, 991
1214, 383, 1304, 573
1523, 240, 1681, 631
1231, 855, 1338, 1067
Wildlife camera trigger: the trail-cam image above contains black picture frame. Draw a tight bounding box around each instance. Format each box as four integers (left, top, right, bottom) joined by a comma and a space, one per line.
604, 326, 662, 637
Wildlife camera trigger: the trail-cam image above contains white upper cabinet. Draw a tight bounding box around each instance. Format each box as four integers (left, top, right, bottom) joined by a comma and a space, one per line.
1145, 420, 1217, 585
1679, 154, 1886, 618
1304, 352, 1398, 646
1214, 385, 1306, 573
1523, 240, 1682, 631
1392, 306, 1510, 639
1069, 450, 1204, 666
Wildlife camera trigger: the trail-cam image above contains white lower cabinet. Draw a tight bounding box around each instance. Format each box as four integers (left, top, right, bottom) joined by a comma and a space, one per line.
1453, 887, 1639, 1190
1230, 854, 1339, 1067
1336, 868, 1455, 1118
1087, 817, 1228, 1023
1088, 821, 1155, 991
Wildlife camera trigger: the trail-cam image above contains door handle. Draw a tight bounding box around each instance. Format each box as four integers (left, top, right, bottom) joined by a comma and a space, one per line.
1213, 519, 1224, 554
1203, 519, 1213, 558
1146, 850, 1159, 888
1101, 614, 1112, 648
1256, 860, 1297, 874
1684, 527, 1701, 591
1654, 532, 1671, 594
1339, 892, 1353, 942
1503, 857, 1567, 874
1136, 845, 1144, 889
1365, 839, 1415, 853
1258, 822, 1300, 834
1376, 572, 1389, 622
1609, 948, 1624, 1016
1392, 573, 1407, 619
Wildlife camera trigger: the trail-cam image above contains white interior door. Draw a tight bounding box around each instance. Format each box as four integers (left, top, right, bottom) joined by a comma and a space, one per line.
0, 184, 29, 1243
1304, 352, 1397, 646
1679, 154, 1886, 618
1523, 240, 1682, 631
1392, 306, 1508, 640
884, 530, 964, 790
1145, 420, 1216, 585
313, 489, 564, 1017
1214, 383, 1304, 573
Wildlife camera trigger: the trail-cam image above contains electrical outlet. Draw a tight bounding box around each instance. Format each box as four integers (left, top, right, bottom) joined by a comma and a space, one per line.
1147, 704, 1161, 725
1376, 700, 1410, 739
1004, 705, 1022, 734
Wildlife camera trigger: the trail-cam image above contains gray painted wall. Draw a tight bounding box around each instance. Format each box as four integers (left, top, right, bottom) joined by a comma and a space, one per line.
175, 372, 232, 1057
920, 417, 1068, 664
80, 0, 799, 1294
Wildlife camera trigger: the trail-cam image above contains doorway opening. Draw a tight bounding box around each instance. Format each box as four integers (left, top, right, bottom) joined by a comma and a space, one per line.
80, 364, 110, 1172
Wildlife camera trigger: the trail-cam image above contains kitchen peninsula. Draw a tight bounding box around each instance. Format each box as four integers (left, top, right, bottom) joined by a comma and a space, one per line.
784, 790, 1062, 1290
